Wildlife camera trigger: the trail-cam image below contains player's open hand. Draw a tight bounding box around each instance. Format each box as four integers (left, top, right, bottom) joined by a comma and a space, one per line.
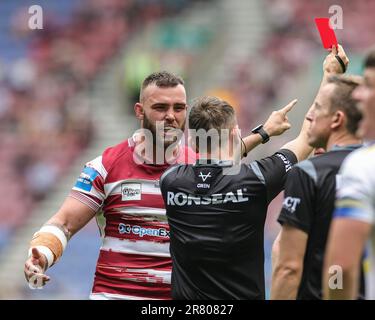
323, 44, 349, 74
24, 247, 50, 289
263, 99, 297, 137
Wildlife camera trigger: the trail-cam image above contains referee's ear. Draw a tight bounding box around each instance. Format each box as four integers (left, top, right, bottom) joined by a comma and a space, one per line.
134, 103, 145, 120
331, 110, 345, 130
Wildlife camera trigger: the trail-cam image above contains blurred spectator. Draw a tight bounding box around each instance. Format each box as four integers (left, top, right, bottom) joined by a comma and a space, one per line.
0, 0, 198, 251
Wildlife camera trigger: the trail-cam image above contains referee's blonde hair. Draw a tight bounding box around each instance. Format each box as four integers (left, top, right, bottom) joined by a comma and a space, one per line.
327, 74, 363, 135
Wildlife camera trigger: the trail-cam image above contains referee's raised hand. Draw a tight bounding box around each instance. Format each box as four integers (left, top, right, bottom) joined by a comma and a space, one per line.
263, 99, 297, 137
323, 44, 349, 74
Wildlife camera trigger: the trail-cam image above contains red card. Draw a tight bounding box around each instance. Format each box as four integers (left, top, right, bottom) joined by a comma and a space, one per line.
315, 18, 338, 49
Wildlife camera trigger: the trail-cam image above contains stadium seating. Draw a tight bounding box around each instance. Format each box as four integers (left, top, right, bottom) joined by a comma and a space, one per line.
227, 0, 374, 132
0, 0, 211, 299
0, 0, 198, 254
1, 0, 372, 300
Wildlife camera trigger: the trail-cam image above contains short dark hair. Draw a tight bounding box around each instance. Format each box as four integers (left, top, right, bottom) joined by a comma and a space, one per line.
189, 96, 236, 132
327, 75, 362, 135
142, 70, 183, 90
140, 71, 184, 102
364, 49, 375, 68
189, 96, 236, 151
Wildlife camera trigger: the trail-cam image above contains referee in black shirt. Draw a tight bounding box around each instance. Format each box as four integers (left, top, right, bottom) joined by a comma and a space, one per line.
160, 95, 313, 299
160, 46, 348, 300
271, 63, 366, 298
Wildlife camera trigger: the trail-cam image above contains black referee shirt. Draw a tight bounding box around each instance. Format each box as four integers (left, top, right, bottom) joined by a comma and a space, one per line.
278, 144, 365, 300
160, 149, 297, 300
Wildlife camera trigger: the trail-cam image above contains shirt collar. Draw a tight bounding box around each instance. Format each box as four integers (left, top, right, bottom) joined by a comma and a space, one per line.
331, 143, 363, 152
194, 158, 233, 167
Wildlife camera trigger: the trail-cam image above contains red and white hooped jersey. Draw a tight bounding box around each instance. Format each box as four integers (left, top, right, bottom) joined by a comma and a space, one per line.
70, 136, 196, 300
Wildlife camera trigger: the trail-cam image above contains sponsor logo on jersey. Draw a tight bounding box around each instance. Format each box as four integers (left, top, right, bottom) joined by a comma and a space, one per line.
282, 196, 301, 213
198, 171, 212, 182
167, 189, 249, 206
121, 183, 141, 201
74, 166, 99, 192
276, 153, 293, 172
118, 223, 169, 238
197, 183, 210, 189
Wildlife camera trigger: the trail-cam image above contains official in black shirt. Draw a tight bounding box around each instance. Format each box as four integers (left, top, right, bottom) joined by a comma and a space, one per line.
271, 74, 365, 299
160, 94, 314, 299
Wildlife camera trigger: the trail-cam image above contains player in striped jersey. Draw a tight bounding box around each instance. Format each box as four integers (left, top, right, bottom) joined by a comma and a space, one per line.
24, 71, 296, 299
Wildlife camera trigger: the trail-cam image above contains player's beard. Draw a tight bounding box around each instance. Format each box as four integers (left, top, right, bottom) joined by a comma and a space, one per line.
143, 114, 185, 149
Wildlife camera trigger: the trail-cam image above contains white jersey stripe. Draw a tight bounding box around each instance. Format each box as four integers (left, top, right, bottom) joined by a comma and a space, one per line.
87, 156, 108, 179
72, 185, 105, 201
90, 292, 161, 300
104, 179, 161, 197
101, 237, 170, 257
114, 206, 166, 216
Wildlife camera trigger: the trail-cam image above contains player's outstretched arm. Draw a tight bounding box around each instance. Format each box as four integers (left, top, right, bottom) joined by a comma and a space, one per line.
24, 197, 96, 288
281, 44, 349, 161
241, 99, 297, 157
323, 219, 371, 300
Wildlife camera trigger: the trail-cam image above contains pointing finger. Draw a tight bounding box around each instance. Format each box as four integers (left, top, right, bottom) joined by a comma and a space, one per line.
280, 99, 298, 115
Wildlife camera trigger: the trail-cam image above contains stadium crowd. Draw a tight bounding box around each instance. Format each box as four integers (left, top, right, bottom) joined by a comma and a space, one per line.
0, 0, 198, 251
0, 0, 374, 301
230, 0, 375, 131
